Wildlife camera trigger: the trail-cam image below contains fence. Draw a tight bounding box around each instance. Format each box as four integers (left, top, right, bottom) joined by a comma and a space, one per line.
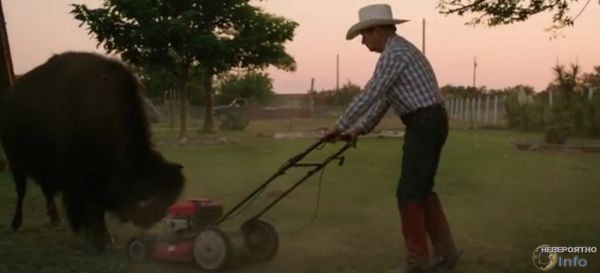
445, 88, 597, 127
445, 96, 507, 127
156, 97, 508, 126
152, 88, 599, 132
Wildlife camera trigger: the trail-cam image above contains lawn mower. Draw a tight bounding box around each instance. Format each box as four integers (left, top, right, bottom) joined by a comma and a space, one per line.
127, 136, 354, 271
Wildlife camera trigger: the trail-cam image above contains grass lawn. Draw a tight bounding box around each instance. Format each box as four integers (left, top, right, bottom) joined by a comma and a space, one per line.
0, 117, 599, 273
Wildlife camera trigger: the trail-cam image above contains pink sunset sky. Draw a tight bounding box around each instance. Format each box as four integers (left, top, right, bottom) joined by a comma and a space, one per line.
4, 0, 600, 93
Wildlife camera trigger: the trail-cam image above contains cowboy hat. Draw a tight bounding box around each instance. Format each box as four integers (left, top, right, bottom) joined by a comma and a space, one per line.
346, 4, 409, 40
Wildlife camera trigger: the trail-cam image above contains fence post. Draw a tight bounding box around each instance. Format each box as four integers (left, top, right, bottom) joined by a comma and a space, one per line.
549, 90, 553, 107
463, 98, 468, 122
477, 96, 482, 123
468, 97, 472, 123
589, 87, 594, 101
453, 98, 457, 119
498, 95, 508, 126
456, 98, 463, 120
469, 97, 473, 124
467, 98, 471, 123
455, 98, 460, 119
309, 78, 315, 117
493, 95, 499, 125
485, 96, 490, 124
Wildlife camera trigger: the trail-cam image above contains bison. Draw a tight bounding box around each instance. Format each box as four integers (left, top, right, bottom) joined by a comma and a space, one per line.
0, 52, 184, 251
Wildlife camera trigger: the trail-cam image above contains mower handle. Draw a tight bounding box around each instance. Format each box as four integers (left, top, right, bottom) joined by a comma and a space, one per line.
319, 133, 355, 143
217, 136, 354, 224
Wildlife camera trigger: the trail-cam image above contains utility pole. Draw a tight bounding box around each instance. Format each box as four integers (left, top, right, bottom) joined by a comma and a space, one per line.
470, 56, 477, 129
309, 78, 315, 116
336, 54, 339, 91
0, 0, 15, 167
422, 18, 426, 55
0, 0, 15, 94
473, 56, 477, 88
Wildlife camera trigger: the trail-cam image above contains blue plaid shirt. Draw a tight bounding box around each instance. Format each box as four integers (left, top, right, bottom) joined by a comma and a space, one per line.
336, 35, 443, 133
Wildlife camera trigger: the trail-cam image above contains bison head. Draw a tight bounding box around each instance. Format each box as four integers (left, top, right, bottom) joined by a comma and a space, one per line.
115, 154, 185, 228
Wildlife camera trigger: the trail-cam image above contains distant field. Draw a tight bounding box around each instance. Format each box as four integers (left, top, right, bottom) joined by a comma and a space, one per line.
0, 117, 599, 273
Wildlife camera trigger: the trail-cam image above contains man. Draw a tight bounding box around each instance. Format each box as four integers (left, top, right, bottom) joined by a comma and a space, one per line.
323, 4, 460, 273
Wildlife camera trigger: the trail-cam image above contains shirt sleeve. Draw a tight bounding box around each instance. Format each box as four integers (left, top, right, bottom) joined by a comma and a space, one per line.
357, 97, 390, 134
335, 53, 404, 131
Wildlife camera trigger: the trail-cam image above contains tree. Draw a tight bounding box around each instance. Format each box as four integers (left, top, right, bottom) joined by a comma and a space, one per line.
312, 81, 361, 106
549, 63, 582, 106
215, 71, 274, 105
580, 65, 600, 92
440, 84, 482, 98
580, 66, 600, 137
541, 63, 583, 143
437, 0, 595, 30
139, 67, 207, 106
136, 67, 179, 99
72, 0, 297, 139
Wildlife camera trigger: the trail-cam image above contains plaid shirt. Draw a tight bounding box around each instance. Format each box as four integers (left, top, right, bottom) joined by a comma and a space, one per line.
336, 35, 443, 133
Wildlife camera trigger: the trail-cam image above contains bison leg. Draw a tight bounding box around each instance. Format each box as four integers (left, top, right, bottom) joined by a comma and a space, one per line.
46, 197, 61, 226
39, 180, 61, 226
11, 172, 27, 231
86, 206, 113, 253
63, 192, 112, 253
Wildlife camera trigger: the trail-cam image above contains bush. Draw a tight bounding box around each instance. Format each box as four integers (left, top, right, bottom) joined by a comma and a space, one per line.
541, 105, 577, 144
504, 94, 547, 131
311, 81, 361, 106
0, 148, 6, 172
218, 109, 250, 131
544, 125, 570, 144
581, 96, 600, 137
504, 92, 600, 140
215, 71, 274, 105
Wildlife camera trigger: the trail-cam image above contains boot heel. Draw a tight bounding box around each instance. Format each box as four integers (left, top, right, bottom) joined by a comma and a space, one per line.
434, 249, 462, 271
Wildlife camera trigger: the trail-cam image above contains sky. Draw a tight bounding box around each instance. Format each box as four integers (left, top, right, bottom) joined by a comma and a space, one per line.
3, 0, 600, 94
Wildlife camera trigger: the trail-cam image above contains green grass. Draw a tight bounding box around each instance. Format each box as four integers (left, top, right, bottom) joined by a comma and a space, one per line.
0, 118, 599, 273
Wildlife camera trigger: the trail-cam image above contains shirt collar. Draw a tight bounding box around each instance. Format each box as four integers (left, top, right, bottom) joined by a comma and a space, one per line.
384, 35, 399, 52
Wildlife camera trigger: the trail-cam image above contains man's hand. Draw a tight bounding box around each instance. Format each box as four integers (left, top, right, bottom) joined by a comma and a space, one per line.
344, 128, 362, 147
323, 127, 362, 146
322, 127, 341, 142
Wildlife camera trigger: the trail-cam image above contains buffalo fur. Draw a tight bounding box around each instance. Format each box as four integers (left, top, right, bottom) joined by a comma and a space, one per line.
0, 52, 184, 251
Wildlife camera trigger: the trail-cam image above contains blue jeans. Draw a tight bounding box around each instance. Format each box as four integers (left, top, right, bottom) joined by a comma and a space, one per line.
397, 104, 449, 205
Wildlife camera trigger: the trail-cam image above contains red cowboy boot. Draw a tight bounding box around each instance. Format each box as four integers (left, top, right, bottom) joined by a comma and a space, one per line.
424, 193, 461, 271
391, 201, 432, 273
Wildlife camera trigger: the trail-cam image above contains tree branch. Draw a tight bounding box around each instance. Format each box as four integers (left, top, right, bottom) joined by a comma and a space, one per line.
438, 0, 487, 15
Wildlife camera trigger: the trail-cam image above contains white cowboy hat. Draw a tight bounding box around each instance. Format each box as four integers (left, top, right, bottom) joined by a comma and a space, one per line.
346, 4, 409, 40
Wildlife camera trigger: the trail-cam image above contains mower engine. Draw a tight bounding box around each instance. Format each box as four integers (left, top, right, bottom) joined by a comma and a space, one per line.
164, 198, 224, 234
128, 198, 224, 264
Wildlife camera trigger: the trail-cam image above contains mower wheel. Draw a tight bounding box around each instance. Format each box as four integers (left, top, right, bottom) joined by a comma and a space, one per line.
127, 236, 152, 262
193, 226, 232, 271
241, 219, 279, 261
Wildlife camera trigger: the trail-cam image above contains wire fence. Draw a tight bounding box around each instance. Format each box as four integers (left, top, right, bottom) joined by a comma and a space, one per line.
445, 96, 507, 126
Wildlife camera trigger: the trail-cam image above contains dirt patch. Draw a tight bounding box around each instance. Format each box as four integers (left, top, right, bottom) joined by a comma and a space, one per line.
266, 130, 404, 140
156, 136, 241, 146
128, 231, 357, 273
512, 142, 600, 153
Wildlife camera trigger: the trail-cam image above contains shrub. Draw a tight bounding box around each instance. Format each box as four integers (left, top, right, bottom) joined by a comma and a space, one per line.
218, 110, 250, 131
544, 125, 571, 144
